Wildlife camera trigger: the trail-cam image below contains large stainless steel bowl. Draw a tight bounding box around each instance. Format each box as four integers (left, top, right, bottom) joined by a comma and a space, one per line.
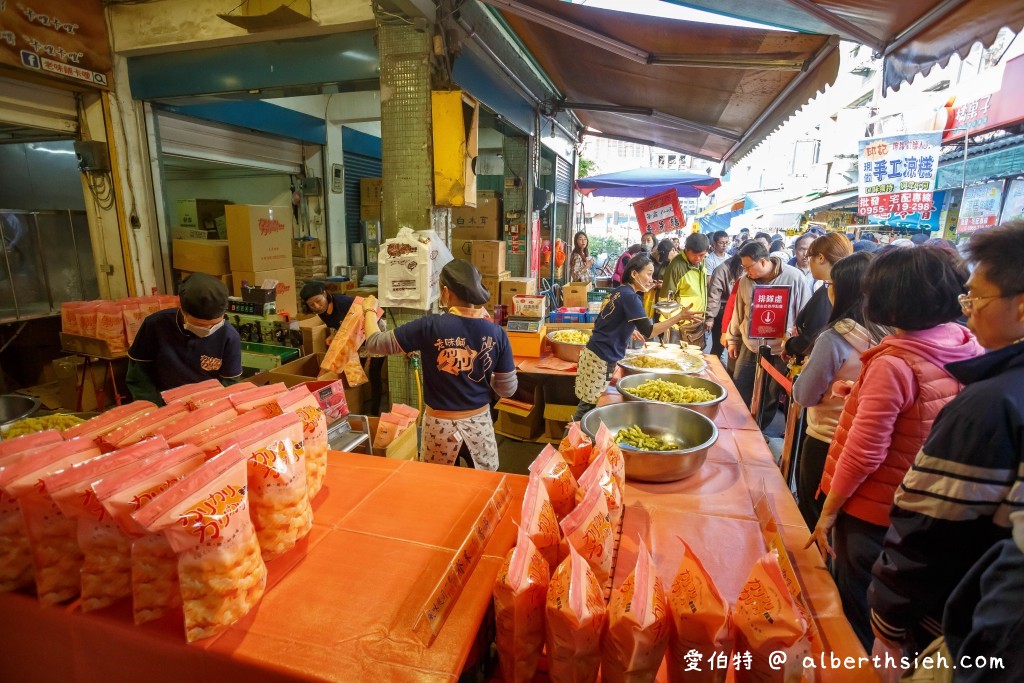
0, 394, 40, 427
618, 351, 707, 377
617, 372, 728, 419
546, 330, 590, 363
580, 402, 718, 482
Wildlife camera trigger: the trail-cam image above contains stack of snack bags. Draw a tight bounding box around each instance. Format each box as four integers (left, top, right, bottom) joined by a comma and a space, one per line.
666, 538, 732, 682
152, 399, 239, 446
275, 386, 329, 499
558, 421, 593, 480
493, 526, 549, 683
373, 403, 419, 448
229, 383, 288, 412
61, 295, 179, 353
62, 401, 157, 445
546, 545, 608, 681
169, 382, 256, 411
321, 295, 381, 384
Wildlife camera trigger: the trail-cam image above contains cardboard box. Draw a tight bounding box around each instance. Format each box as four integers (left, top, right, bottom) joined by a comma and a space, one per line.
293, 255, 327, 268
481, 270, 511, 313
451, 191, 501, 238
177, 199, 231, 235
562, 282, 594, 308
232, 267, 297, 316
508, 326, 546, 358
360, 178, 383, 204
172, 227, 214, 241
292, 238, 322, 258
544, 403, 576, 440
225, 204, 293, 272
451, 236, 472, 261
177, 270, 232, 291
360, 203, 382, 221
472, 240, 506, 275
368, 417, 418, 460
298, 317, 328, 355
500, 277, 537, 308
172, 239, 230, 275
495, 387, 543, 440
264, 352, 369, 414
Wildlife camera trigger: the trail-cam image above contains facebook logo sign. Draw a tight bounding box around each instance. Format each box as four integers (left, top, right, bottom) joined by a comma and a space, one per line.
20, 51, 39, 69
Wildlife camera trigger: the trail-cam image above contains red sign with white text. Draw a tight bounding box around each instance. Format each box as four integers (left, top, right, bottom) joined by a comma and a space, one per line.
632, 189, 684, 236
748, 285, 791, 339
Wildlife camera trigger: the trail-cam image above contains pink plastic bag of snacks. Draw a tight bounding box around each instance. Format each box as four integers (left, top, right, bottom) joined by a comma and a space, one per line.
157, 294, 179, 310
546, 544, 608, 683
61, 301, 88, 335
275, 385, 328, 499
521, 474, 562, 571
94, 444, 206, 624
494, 526, 550, 683
75, 301, 101, 337
593, 422, 626, 491
153, 399, 238, 446
733, 551, 810, 683
133, 445, 266, 642
560, 480, 614, 586
160, 379, 222, 406
602, 539, 671, 683
137, 296, 161, 317
229, 383, 288, 412
45, 437, 169, 612
0, 438, 101, 605
187, 406, 275, 456
121, 303, 145, 346
0, 431, 64, 591
96, 302, 127, 354
559, 420, 594, 480
62, 401, 157, 444
667, 537, 732, 683
528, 444, 579, 519
576, 450, 623, 527
100, 402, 190, 450
172, 382, 256, 412
232, 413, 313, 559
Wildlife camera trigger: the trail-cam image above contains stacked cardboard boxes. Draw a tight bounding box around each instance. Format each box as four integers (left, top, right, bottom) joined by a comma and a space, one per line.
226, 205, 297, 316
176, 199, 232, 239
292, 238, 327, 293
360, 178, 382, 221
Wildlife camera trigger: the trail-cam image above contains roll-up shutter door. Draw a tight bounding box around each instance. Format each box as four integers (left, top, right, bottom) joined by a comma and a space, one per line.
554, 156, 572, 204
155, 110, 304, 174
0, 75, 78, 136
344, 151, 383, 245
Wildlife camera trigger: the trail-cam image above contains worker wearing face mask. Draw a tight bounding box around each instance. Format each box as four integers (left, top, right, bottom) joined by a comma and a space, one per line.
572, 253, 700, 421
126, 272, 242, 404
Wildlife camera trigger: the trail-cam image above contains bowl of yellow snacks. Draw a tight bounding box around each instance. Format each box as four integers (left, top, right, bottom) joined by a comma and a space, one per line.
618, 350, 707, 377
616, 372, 727, 419
580, 401, 718, 482
546, 329, 591, 363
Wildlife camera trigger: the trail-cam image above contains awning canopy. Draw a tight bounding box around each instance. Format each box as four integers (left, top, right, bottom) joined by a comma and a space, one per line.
575, 168, 722, 198
486, 0, 842, 166
660, 0, 1024, 93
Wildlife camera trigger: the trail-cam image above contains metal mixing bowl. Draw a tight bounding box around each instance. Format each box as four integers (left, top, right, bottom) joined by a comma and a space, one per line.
546, 330, 590, 363
580, 402, 718, 482
0, 395, 40, 427
617, 372, 728, 419
618, 351, 707, 377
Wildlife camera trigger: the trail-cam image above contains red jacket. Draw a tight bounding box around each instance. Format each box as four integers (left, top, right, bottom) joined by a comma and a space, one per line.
820, 324, 982, 527
720, 278, 741, 334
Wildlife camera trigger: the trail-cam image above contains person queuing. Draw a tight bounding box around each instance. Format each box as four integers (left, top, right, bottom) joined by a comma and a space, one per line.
611, 244, 641, 286
769, 238, 789, 262
640, 231, 656, 253
725, 241, 811, 426
867, 222, 1024, 677
789, 232, 816, 287
568, 231, 594, 283
704, 230, 731, 273
660, 232, 710, 347
791, 252, 889, 529
362, 260, 517, 470
805, 246, 983, 650
706, 250, 745, 362
644, 238, 678, 317
784, 233, 853, 363
127, 272, 242, 404
573, 253, 700, 421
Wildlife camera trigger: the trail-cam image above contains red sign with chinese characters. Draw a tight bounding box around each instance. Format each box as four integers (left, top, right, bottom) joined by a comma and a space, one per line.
632, 189, 684, 236
748, 285, 791, 340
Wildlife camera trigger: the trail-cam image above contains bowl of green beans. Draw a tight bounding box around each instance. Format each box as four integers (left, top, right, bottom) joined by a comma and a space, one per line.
581, 401, 718, 482
616, 373, 728, 419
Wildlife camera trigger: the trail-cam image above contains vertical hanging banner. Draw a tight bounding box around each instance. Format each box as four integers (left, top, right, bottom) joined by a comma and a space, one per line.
632, 189, 684, 236
0, 0, 112, 88
857, 133, 942, 219
958, 180, 1006, 233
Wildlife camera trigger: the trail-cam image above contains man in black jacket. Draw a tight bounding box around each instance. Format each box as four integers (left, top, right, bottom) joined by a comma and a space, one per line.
867, 221, 1024, 677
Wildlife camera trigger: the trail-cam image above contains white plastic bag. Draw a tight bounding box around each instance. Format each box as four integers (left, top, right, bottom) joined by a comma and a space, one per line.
377, 227, 453, 310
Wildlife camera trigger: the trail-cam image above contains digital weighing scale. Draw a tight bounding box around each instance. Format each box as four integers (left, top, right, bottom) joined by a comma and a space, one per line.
507, 315, 544, 333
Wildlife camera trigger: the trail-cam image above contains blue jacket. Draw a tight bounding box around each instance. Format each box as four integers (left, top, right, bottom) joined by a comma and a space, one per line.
868, 340, 1024, 646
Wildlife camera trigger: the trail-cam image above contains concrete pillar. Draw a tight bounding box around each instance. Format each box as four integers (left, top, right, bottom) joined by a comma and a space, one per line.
502, 136, 529, 277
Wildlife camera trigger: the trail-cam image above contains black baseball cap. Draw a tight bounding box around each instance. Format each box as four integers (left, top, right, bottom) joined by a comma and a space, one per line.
440, 260, 490, 306
179, 273, 229, 319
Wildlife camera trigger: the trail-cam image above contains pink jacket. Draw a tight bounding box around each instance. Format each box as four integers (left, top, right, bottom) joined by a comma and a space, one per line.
820, 323, 983, 526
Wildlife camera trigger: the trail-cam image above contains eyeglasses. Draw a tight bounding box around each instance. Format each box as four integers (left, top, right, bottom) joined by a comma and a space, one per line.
957, 293, 1004, 313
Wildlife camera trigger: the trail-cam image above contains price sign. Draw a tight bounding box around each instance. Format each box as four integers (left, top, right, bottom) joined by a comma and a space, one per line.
748, 285, 791, 340
632, 189, 684, 236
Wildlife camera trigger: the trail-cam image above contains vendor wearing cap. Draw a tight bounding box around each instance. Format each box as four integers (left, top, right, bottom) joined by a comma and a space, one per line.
126, 272, 242, 404
299, 281, 356, 342
363, 260, 518, 470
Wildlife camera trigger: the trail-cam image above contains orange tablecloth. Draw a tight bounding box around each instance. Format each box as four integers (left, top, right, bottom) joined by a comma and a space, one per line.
0, 454, 527, 683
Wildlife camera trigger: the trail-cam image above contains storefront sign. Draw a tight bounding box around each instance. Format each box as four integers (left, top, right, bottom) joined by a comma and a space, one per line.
529, 219, 541, 278
939, 55, 1024, 142
0, 0, 111, 88
857, 133, 942, 219
957, 180, 1005, 234
632, 189, 684, 236
1000, 179, 1024, 224
748, 285, 791, 340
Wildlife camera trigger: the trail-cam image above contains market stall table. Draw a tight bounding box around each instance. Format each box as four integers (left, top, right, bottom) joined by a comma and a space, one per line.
0, 453, 527, 683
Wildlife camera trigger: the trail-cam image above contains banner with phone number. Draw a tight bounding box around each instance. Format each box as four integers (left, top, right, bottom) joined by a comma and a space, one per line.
857, 132, 941, 219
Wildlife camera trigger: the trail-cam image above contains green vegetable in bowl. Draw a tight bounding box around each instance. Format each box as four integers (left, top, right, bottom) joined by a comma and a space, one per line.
615, 425, 676, 451
630, 379, 715, 404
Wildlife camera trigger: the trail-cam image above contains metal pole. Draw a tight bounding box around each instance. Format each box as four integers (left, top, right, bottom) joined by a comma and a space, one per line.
780, 398, 803, 482
750, 342, 768, 425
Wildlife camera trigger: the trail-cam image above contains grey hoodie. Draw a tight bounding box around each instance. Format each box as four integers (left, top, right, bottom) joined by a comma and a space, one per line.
726, 257, 811, 354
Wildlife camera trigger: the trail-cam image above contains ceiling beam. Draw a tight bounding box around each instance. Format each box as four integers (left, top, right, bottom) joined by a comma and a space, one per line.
650, 54, 804, 70
560, 101, 742, 141
777, 0, 885, 52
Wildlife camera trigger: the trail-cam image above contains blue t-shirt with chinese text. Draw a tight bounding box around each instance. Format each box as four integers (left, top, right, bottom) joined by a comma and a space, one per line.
393, 311, 515, 411
586, 285, 649, 363
128, 308, 242, 391
317, 293, 355, 329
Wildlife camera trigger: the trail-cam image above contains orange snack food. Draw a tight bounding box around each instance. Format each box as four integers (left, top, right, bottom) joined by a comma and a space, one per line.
576, 450, 623, 527
153, 398, 238, 447
560, 481, 614, 586
521, 474, 562, 572
132, 445, 266, 642
593, 422, 626, 491
733, 551, 810, 683
62, 401, 157, 445
493, 526, 550, 683
170, 382, 256, 412
0, 438, 102, 605
545, 544, 608, 683
602, 539, 671, 683
160, 379, 222, 406
275, 385, 329, 500
94, 444, 206, 624
528, 444, 579, 519
666, 538, 732, 683
559, 420, 594, 480
229, 383, 288, 412
99, 403, 190, 451
186, 405, 275, 456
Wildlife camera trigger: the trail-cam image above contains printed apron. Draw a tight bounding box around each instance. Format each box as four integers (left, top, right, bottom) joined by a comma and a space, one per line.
420, 410, 500, 471
575, 347, 617, 405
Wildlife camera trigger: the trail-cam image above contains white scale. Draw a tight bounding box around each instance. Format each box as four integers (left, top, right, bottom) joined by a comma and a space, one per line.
507, 316, 544, 333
